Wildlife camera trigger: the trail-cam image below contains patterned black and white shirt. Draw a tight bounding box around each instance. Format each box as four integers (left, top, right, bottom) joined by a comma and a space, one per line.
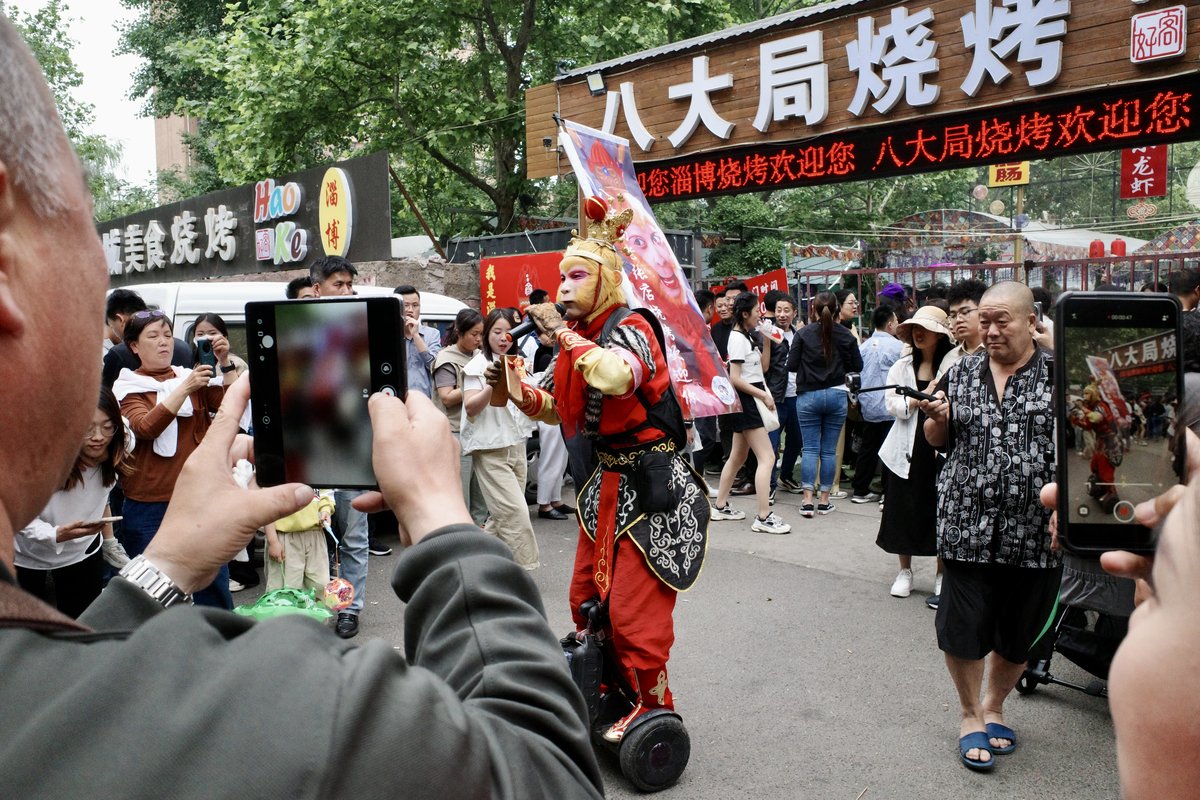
935, 347, 1060, 569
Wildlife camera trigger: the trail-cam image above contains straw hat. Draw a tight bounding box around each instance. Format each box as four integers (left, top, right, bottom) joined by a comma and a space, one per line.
896, 305, 951, 344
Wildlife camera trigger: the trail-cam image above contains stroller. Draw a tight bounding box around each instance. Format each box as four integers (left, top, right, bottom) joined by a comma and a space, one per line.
1017, 552, 1135, 698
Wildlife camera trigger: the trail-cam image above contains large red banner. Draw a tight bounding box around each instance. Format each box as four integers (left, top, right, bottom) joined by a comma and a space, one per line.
560, 121, 737, 418
479, 252, 563, 316
1119, 145, 1169, 199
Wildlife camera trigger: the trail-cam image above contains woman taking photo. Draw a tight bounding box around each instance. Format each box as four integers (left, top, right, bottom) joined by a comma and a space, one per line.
788, 291, 863, 518
189, 312, 248, 379
711, 293, 790, 534
876, 305, 953, 598
15, 389, 131, 618
433, 307, 488, 526
114, 309, 230, 607
461, 308, 540, 569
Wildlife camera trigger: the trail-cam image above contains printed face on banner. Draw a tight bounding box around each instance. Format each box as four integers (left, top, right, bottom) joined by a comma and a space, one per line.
560, 122, 738, 418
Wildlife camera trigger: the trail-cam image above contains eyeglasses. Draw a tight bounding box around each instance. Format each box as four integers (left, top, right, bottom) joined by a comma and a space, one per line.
947, 307, 978, 321
131, 310, 168, 321
85, 422, 116, 438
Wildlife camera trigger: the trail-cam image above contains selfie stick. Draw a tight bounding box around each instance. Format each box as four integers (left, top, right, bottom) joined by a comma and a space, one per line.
844, 372, 938, 404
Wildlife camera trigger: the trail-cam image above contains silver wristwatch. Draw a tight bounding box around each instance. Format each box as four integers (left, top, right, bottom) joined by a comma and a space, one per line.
118, 555, 194, 608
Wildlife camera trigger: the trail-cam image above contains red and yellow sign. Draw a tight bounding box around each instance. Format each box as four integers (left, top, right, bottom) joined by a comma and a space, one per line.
988, 162, 1030, 187
479, 252, 563, 315
318, 167, 353, 257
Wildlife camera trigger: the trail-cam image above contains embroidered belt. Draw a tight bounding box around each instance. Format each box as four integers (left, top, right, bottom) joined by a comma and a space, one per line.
596, 439, 674, 470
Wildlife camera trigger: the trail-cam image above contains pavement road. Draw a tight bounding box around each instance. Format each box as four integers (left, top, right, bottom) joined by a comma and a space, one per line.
244, 485, 1123, 800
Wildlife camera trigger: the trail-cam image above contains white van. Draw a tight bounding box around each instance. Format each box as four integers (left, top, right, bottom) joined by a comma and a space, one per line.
111, 281, 468, 359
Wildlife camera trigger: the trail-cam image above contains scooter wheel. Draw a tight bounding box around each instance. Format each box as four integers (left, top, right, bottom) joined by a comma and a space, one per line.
619, 715, 690, 792
1015, 671, 1039, 695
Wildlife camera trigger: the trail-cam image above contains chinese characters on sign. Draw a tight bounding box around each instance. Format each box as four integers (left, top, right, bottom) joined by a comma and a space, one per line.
988, 161, 1030, 187
1130, 6, 1187, 63
1101, 331, 1178, 380
1120, 145, 1169, 199
633, 80, 1193, 202
603, 0, 1072, 151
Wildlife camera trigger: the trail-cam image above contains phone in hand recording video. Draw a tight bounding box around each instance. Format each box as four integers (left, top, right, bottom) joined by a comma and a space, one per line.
195, 336, 219, 368
246, 297, 406, 489
1054, 291, 1183, 554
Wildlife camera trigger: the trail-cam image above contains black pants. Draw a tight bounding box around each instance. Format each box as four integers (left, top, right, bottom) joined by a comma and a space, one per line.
16, 548, 105, 619
691, 416, 720, 473
851, 420, 893, 497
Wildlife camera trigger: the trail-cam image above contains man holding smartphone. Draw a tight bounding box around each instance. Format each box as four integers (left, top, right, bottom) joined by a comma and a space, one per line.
0, 19, 602, 794
393, 285, 442, 399
922, 281, 1060, 773
309, 255, 372, 637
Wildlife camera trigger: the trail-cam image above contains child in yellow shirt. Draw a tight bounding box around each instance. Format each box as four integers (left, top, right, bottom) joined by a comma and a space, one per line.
264, 491, 334, 592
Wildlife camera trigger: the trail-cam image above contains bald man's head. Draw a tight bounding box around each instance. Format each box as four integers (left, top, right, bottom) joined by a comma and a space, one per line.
981, 281, 1035, 317
0, 15, 78, 218
978, 281, 1038, 366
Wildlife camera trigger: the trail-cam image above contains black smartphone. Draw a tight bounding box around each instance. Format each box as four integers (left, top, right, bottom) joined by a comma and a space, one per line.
246, 297, 406, 489
195, 336, 219, 368
1054, 291, 1183, 554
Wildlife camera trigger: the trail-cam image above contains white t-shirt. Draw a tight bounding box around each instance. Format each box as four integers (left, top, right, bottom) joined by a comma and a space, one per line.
727, 328, 765, 386
460, 352, 535, 453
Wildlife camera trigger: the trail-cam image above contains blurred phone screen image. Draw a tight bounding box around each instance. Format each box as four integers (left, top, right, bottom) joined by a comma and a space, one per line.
1063, 323, 1179, 527
276, 301, 374, 487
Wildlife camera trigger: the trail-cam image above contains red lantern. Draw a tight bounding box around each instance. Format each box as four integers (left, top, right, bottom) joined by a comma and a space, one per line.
1110, 239, 1127, 256
1088, 240, 1105, 258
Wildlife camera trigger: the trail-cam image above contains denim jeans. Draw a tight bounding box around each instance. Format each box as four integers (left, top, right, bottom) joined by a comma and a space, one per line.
121, 497, 232, 609
333, 489, 369, 614
796, 388, 850, 492
769, 396, 802, 489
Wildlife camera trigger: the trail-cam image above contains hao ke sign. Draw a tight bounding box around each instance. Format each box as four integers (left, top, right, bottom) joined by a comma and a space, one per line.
1131, 6, 1188, 63
98, 152, 391, 286
527, 0, 1200, 198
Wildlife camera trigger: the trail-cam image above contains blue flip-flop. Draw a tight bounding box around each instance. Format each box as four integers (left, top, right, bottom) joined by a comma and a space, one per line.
959, 731, 996, 772
985, 722, 1017, 755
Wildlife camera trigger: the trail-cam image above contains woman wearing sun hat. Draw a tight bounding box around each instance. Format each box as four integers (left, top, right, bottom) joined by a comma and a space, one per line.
876, 304, 953, 599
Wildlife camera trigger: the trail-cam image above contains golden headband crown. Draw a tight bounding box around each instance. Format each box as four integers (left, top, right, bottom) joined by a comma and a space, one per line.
564, 195, 632, 266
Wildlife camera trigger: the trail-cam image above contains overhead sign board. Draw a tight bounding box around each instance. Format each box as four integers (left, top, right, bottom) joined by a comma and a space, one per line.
527, 0, 1200, 200
98, 151, 392, 286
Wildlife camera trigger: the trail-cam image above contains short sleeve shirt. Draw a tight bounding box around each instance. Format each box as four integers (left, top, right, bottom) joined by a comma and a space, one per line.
727, 329, 764, 385
935, 347, 1060, 569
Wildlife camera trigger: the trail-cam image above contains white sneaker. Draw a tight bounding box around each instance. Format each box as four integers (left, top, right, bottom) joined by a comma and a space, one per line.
829, 490, 849, 499
934, 573, 943, 596
707, 486, 718, 498
229, 579, 247, 593
751, 512, 791, 534
100, 537, 130, 569
711, 503, 746, 521
851, 492, 882, 504
890, 569, 914, 598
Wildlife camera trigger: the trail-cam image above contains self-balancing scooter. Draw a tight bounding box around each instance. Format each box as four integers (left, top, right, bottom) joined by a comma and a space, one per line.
562, 599, 690, 792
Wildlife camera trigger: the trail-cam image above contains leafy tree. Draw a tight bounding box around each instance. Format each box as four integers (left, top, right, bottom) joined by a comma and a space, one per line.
4, 0, 154, 220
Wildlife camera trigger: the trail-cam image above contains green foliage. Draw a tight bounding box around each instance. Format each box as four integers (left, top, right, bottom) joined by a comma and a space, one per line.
5, 0, 156, 220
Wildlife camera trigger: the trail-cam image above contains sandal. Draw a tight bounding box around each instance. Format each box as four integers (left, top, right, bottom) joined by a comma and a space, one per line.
958, 731, 995, 772
985, 722, 1017, 755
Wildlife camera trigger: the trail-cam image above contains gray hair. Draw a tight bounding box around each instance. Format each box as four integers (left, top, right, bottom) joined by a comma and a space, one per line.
0, 16, 73, 217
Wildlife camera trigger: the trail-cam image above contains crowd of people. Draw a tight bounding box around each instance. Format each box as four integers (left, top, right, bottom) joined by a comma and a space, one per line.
4, 11, 1200, 796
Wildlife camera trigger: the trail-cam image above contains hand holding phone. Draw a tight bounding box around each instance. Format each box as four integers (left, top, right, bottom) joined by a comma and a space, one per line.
1053, 291, 1183, 553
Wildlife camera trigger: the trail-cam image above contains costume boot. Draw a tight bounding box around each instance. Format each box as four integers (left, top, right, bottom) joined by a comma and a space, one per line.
603, 666, 674, 743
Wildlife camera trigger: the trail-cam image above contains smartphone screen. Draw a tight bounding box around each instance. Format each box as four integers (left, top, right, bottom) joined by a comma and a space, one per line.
1055, 292, 1183, 553
247, 297, 404, 488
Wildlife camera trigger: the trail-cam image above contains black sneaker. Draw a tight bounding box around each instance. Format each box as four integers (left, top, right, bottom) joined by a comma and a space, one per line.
778, 477, 803, 494
368, 538, 393, 556
925, 594, 940, 610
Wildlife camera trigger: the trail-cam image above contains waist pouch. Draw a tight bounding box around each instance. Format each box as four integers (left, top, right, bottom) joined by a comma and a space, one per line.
635, 449, 675, 514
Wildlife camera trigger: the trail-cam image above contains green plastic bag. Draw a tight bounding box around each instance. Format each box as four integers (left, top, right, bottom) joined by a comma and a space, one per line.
234, 587, 334, 623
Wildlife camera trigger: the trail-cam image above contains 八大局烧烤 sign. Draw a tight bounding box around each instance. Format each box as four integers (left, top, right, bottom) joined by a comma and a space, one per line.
526, 0, 1199, 201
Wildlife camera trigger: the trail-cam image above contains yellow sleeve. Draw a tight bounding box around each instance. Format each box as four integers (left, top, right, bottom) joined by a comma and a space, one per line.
556, 329, 635, 397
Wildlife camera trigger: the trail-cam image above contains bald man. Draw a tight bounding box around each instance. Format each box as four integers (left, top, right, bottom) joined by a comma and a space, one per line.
921, 282, 1060, 773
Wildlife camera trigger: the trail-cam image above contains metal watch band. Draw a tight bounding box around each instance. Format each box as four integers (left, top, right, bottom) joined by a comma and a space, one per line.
118, 555, 194, 609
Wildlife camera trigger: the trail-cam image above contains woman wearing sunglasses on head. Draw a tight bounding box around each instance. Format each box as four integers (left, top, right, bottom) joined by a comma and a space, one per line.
113, 309, 232, 608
